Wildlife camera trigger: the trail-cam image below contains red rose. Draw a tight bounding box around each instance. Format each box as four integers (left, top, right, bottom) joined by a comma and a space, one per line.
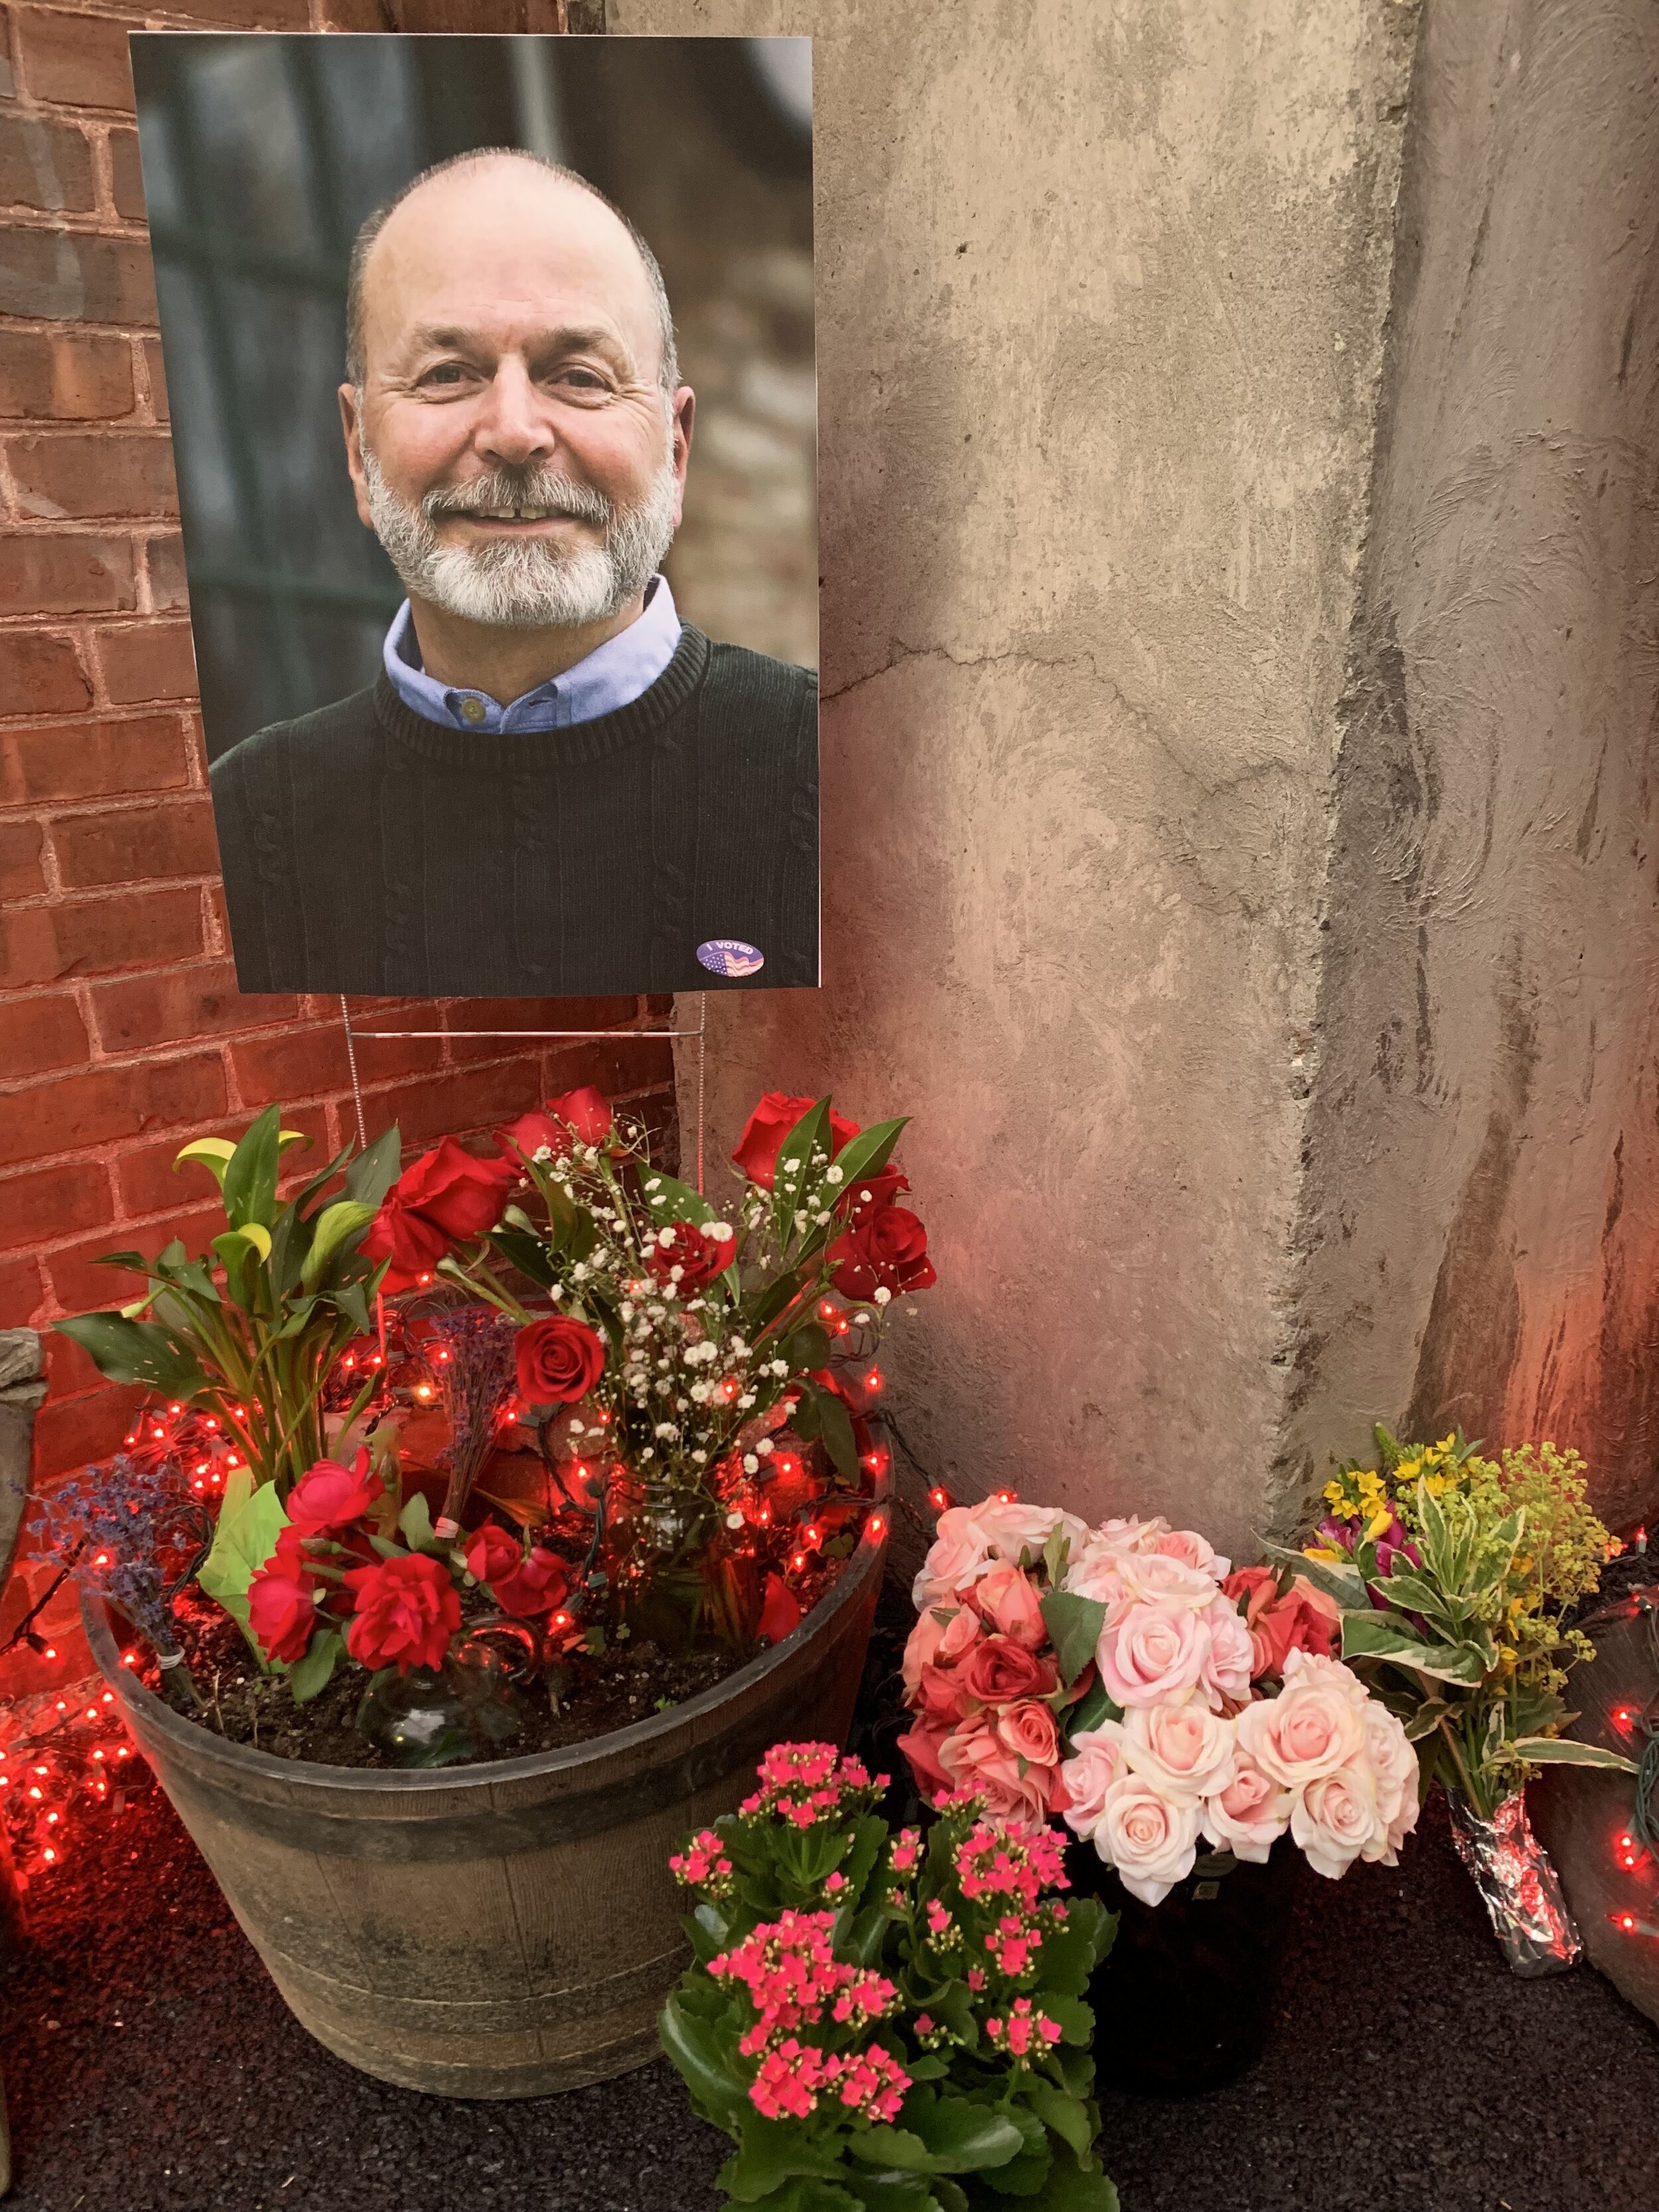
516, 1315, 607, 1405
344, 1552, 462, 1674
731, 1093, 860, 1190
757, 1572, 803, 1645
464, 1521, 521, 1586
547, 1086, 614, 1145
645, 1219, 737, 1291
287, 1447, 384, 1535
495, 1109, 567, 1165
826, 1205, 937, 1299
958, 1635, 1058, 1710
362, 1137, 515, 1293
247, 1528, 320, 1663
490, 1544, 571, 1617
835, 1167, 911, 1226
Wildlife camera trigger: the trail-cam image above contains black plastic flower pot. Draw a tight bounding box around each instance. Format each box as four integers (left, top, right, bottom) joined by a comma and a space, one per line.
1072, 1842, 1301, 2095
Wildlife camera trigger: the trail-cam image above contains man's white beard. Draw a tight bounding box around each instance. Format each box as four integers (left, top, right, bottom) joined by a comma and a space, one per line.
360, 443, 679, 630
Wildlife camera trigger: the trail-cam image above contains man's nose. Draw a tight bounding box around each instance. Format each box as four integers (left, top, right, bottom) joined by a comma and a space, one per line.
474, 360, 554, 467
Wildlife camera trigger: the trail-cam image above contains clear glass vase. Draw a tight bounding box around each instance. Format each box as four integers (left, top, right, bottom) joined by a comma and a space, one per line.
1447, 1787, 1581, 1976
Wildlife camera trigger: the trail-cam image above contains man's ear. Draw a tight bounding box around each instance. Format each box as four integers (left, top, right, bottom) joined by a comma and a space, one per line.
670, 385, 695, 530
339, 383, 376, 531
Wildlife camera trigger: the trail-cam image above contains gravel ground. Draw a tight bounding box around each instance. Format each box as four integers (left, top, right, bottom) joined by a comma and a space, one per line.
2, 1758, 1656, 2211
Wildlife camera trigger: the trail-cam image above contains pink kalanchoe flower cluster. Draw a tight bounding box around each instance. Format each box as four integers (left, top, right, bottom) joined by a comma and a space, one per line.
983, 1996, 1064, 2065
889, 1826, 922, 1874
954, 1819, 1068, 1907
826, 2043, 910, 2124
750, 2037, 830, 2120
985, 1913, 1035, 1976
747, 2039, 911, 2124
738, 1741, 886, 1828
710, 1910, 897, 2057
668, 1828, 734, 1895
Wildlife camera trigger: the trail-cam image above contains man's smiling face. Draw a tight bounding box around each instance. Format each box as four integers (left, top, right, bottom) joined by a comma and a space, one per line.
341, 158, 692, 629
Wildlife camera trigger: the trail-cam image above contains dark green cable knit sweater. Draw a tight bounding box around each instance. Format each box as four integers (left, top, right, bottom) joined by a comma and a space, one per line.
208, 625, 818, 997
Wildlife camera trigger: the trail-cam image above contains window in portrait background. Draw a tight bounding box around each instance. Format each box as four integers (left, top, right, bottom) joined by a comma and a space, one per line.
131, 33, 818, 1001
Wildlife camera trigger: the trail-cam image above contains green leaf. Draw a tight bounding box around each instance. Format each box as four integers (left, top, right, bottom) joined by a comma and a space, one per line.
784, 1321, 832, 1372
1040, 1591, 1106, 1688
1372, 1567, 1460, 1629
1015, 2151, 1119, 2212
221, 1103, 284, 1232
1403, 1698, 1449, 1742
1256, 1538, 1368, 1611
1510, 1737, 1639, 1773
770, 1099, 832, 1236
398, 1491, 439, 1551
173, 1136, 238, 1185
54, 1311, 207, 1396
1339, 1609, 1488, 1685
301, 1200, 377, 1291
1064, 1680, 1121, 1741
1020, 2081, 1094, 2160
198, 1479, 289, 1647
640, 1171, 719, 1227
1036, 1993, 1094, 2047
488, 1226, 560, 1290
289, 1627, 344, 1704
854, 2099, 1024, 2178
658, 1994, 747, 2126
809, 1384, 859, 1482
344, 1123, 402, 1209
828, 1116, 909, 1197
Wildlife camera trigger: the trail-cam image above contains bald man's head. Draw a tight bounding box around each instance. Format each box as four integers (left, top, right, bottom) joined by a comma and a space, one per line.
344, 148, 678, 398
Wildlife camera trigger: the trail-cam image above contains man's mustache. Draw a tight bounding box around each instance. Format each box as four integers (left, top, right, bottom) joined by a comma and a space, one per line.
421, 468, 613, 527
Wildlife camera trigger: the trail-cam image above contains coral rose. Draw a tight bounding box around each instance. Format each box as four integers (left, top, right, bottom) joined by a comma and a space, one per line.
912, 1497, 1087, 1608
994, 1700, 1060, 1769
361, 1137, 514, 1292
731, 1093, 859, 1189
286, 1447, 384, 1536
901, 1603, 980, 1700
958, 1635, 1057, 1708
972, 1560, 1048, 1650
895, 1718, 954, 1803
826, 1206, 937, 1300
1200, 1757, 1293, 1864
344, 1551, 461, 1674
1096, 1599, 1210, 1708
646, 1220, 736, 1291
1094, 1776, 1202, 1907
516, 1315, 607, 1405
937, 1719, 1055, 1824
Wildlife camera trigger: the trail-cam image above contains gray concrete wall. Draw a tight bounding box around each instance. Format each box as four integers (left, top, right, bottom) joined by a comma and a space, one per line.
620, 0, 1420, 1553
1281, 0, 1659, 1532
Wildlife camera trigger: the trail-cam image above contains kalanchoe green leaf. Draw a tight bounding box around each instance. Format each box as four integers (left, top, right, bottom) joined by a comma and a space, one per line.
1038, 1591, 1106, 1690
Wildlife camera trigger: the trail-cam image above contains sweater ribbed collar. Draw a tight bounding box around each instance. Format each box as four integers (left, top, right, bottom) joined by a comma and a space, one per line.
372, 622, 711, 774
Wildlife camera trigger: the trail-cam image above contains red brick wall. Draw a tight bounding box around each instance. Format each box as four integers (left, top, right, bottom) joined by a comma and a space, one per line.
0, 0, 672, 1690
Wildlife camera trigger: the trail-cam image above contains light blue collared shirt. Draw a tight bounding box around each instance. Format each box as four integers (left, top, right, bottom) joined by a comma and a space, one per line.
381, 574, 683, 733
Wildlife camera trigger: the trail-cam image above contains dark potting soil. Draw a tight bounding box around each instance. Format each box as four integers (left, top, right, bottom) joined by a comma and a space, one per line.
141, 1599, 740, 1769
4, 1564, 1656, 2212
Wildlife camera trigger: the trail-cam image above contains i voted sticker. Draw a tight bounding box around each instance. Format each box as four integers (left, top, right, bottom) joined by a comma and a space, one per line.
697, 938, 765, 978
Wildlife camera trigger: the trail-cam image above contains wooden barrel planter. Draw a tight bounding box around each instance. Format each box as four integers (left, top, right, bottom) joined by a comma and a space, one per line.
84, 1522, 885, 2099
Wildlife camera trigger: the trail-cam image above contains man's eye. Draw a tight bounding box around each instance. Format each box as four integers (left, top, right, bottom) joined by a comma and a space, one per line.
420, 364, 470, 387
555, 368, 609, 393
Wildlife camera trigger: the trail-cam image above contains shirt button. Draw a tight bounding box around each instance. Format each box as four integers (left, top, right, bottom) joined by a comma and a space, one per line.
459, 697, 486, 725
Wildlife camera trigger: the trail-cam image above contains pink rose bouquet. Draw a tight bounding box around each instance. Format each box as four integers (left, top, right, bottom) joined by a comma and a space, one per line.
899, 1493, 1421, 1905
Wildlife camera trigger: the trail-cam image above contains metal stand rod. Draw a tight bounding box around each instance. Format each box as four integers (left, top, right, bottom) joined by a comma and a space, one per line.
335, 995, 709, 1193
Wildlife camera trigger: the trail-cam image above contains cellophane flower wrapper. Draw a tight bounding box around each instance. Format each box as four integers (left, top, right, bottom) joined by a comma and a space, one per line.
1446, 1788, 1581, 1978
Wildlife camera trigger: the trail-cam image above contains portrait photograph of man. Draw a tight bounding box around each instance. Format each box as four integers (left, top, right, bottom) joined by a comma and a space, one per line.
131, 33, 818, 998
